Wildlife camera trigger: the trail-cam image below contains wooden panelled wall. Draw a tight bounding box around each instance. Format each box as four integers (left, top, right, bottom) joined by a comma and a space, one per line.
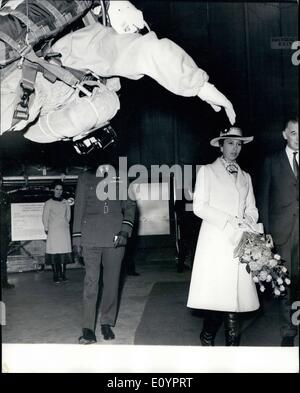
114, 1, 298, 179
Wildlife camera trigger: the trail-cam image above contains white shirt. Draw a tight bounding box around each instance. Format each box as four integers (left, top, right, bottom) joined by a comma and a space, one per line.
285, 145, 299, 172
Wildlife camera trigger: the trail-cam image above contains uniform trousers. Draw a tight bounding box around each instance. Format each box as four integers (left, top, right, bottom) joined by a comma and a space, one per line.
82, 246, 125, 330
276, 216, 299, 338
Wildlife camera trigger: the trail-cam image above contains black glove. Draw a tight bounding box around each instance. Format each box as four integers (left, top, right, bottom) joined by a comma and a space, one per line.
113, 231, 128, 248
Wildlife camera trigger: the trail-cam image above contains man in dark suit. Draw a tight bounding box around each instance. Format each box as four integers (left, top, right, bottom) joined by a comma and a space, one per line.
72, 162, 136, 344
258, 116, 299, 346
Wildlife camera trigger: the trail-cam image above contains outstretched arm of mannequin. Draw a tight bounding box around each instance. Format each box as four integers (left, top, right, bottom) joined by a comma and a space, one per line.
198, 82, 236, 125
54, 24, 236, 126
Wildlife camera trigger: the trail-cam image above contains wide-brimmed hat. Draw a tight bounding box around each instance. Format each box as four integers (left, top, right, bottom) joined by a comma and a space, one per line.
210, 127, 254, 147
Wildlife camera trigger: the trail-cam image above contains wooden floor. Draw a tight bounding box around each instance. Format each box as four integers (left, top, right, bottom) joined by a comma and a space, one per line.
2, 251, 191, 345
2, 256, 293, 345
2, 250, 299, 373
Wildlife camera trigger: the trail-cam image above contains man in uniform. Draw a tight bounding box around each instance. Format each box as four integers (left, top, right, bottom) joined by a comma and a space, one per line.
72, 161, 136, 344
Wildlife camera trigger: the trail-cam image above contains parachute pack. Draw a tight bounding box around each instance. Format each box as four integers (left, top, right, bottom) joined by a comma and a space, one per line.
0, 0, 99, 69
0, 1, 213, 154
0, 0, 120, 153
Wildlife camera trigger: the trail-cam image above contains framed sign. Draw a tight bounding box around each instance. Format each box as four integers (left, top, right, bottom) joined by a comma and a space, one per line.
11, 203, 46, 241
131, 182, 170, 236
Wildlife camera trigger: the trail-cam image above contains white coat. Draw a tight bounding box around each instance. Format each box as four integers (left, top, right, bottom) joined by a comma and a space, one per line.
42, 199, 71, 254
187, 158, 260, 312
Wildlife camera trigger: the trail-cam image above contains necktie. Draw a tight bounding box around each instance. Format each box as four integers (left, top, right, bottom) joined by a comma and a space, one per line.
293, 152, 299, 179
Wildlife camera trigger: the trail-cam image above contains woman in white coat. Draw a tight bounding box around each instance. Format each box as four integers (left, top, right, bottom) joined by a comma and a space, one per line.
42, 181, 73, 283
187, 127, 261, 346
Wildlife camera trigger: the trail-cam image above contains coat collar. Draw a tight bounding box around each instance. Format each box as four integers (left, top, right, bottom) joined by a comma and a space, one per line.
211, 157, 247, 189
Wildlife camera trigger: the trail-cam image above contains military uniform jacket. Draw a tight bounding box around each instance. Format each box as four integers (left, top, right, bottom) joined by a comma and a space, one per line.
72, 171, 136, 247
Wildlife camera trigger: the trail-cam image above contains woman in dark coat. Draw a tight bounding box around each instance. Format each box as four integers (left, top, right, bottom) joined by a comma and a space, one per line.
42, 181, 73, 283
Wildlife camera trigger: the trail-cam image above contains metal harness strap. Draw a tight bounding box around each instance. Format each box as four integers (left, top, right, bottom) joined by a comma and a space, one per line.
0, 0, 110, 132
12, 60, 39, 125
0, 31, 92, 125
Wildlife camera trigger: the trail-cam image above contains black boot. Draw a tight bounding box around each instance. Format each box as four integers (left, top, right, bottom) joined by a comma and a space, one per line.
61, 264, 68, 282
78, 328, 97, 344
56, 263, 62, 282
52, 264, 60, 284
101, 325, 115, 340
225, 312, 240, 346
200, 311, 223, 346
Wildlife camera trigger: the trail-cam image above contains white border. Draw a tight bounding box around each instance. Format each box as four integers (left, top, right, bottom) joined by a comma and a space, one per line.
2, 344, 299, 373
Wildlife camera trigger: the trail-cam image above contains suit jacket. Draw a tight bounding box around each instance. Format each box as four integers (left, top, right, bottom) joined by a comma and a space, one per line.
258, 149, 299, 245
72, 170, 136, 248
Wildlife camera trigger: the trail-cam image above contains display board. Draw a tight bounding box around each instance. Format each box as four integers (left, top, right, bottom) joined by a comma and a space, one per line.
11, 203, 46, 241
131, 182, 170, 236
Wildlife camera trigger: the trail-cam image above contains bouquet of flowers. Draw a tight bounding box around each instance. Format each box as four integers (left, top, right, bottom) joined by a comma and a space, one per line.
234, 231, 291, 297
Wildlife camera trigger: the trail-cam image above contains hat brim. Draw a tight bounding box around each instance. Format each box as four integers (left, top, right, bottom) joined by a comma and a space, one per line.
210, 135, 254, 147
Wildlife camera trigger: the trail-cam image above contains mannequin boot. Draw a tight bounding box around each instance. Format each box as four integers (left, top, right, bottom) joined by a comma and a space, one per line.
225, 312, 240, 346
52, 264, 60, 284
61, 264, 68, 282
200, 311, 223, 346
